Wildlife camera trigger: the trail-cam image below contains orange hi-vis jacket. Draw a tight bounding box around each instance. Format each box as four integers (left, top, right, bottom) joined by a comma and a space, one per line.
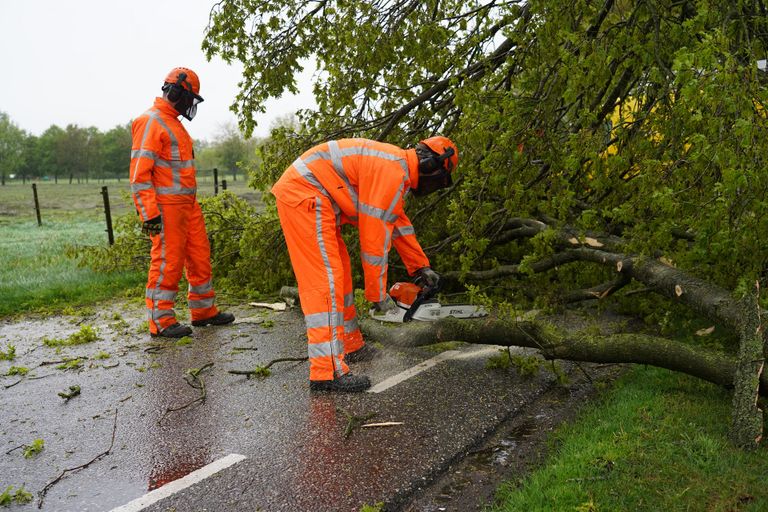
130, 97, 197, 221
271, 138, 431, 302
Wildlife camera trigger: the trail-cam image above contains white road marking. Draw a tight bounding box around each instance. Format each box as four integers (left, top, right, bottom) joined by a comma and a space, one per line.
109, 453, 247, 512
368, 345, 503, 393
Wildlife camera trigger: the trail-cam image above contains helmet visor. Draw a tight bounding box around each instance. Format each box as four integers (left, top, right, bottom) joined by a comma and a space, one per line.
179, 92, 204, 121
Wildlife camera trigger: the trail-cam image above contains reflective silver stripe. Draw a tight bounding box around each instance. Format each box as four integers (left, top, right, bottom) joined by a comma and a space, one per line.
327, 141, 360, 207
345, 317, 359, 333
146, 288, 177, 301
314, 196, 343, 376
303, 151, 330, 164
294, 158, 329, 197
359, 202, 399, 223
308, 339, 345, 359
341, 145, 409, 174
131, 149, 159, 161
380, 225, 393, 298
146, 110, 183, 190
153, 204, 168, 304
344, 293, 355, 308
393, 225, 415, 238
151, 308, 175, 320
189, 281, 213, 295
304, 311, 345, 329
362, 252, 387, 267
189, 297, 215, 309
156, 187, 197, 196
131, 182, 153, 192
384, 179, 405, 220
131, 114, 156, 220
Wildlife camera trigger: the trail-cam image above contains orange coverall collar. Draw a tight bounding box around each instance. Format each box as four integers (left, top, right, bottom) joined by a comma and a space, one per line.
405, 148, 419, 190
154, 97, 181, 118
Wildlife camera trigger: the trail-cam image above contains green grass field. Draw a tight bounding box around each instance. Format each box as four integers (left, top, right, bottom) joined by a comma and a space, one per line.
493, 365, 768, 511
0, 179, 253, 317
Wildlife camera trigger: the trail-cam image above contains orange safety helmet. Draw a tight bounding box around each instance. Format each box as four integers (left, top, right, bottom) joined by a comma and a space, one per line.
164, 67, 201, 95
419, 135, 459, 173
162, 67, 204, 121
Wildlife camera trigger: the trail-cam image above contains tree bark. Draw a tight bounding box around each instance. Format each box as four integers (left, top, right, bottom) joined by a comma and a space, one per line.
359, 316, 768, 394
445, 244, 750, 339
729, 281, 764, 448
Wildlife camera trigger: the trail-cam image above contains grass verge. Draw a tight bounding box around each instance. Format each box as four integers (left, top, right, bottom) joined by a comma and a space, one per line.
492, 366, 768, 512
0, 218, 143, 317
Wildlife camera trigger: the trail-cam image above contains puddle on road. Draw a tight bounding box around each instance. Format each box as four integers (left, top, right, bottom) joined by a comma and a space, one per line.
434, 417, 537, 504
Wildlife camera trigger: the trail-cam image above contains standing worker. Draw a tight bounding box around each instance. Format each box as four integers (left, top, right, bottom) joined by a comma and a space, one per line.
272, 136, 458, 392
130, 67, 234, 338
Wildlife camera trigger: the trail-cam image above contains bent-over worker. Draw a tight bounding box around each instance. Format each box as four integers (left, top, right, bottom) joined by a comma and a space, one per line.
271, 136, 458, 392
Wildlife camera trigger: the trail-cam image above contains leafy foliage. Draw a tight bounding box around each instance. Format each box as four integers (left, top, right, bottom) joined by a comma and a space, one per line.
55, 359, 84, 371
43, 325, 98, 347
22, 439, 44, 459
0, 344, 15, 361
5, 366, 28, 377
0, 485, 32, 506
202, 0, 768, 311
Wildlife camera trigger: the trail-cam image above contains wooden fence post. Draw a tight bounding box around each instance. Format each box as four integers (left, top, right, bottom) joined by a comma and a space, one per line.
32, 183, 42, 226
101, 186, 114, 245
214, 167, 219, 195
222, 179, 228, 191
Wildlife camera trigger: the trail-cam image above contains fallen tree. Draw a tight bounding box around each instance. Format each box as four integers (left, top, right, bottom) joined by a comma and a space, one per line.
197, 1, 768, 450
282, 215, 767, 449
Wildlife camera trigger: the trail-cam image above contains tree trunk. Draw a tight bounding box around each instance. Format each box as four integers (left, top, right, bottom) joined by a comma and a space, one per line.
729, 281, 764, 448
359, 316, 768, 394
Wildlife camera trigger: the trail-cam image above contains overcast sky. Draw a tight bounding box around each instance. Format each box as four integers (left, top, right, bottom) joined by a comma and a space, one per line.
0, 0, 316, 141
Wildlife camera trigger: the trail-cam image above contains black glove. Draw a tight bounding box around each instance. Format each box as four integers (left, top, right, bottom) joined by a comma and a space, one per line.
141, 215, 162, 236
415, 267, 440, 288
372, 295, 398, 314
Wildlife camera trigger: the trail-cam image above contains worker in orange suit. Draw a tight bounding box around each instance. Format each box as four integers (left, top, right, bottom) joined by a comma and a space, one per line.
272, 136, 458, 392
130, 67, 234, 338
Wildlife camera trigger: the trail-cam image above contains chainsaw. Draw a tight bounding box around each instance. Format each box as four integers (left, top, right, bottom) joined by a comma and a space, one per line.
370, 280, 488, 323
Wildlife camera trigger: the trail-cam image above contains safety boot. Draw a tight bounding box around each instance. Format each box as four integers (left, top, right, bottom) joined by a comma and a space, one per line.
309, 373, 371, 393
151, 323, 193, 339
344, 343, 380, 364
192, 311, 235, 327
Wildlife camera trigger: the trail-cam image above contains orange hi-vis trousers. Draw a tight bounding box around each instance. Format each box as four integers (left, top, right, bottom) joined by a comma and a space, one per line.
145, 201, 218, 334
276, 196, 365, 381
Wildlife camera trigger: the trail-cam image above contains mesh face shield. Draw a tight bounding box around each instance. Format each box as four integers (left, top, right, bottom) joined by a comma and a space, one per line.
411, 168, 453, 196
162, 82, 204, 121
177, 91, 204, 121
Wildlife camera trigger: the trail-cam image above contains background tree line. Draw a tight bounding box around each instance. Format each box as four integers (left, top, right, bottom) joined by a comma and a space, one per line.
0, 111, 259, 184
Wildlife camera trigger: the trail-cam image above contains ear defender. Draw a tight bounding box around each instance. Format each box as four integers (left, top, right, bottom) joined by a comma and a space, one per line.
164, 72, 188, 103
418, 146, 456, 174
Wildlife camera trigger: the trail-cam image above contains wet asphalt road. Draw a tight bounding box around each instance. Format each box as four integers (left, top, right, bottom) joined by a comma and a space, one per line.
1, 300, 559, 512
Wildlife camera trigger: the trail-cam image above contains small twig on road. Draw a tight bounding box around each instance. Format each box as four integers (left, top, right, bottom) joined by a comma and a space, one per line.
362, 421, 404, 428
4, 379, 23, 389
232, 346, 259, 351
4, 368, 56, 388
338, 408, 377, 439
37, 409, 119, 509
158, 363, 213, 423
5, 444, 24, 455
228, 357, 308, 379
